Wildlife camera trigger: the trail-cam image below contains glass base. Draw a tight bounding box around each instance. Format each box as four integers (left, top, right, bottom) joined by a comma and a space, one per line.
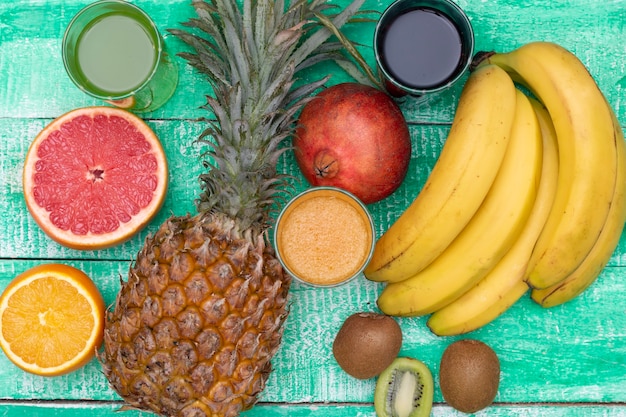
131, 49, 178, 113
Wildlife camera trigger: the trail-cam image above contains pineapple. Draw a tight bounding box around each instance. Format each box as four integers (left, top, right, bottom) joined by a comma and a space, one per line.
98, 0, 370, 416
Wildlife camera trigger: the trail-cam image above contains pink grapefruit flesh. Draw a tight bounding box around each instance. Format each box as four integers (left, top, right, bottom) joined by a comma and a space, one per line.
23, 106, 168, 250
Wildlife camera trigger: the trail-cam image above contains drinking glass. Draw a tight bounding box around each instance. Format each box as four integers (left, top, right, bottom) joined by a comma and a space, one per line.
374, 0, 474, 97
274, 187, 375, 287
63, 0, 178, 112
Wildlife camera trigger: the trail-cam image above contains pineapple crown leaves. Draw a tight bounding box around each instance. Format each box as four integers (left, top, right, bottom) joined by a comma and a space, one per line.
169, 0, 375, 233
171, 0, 377, 92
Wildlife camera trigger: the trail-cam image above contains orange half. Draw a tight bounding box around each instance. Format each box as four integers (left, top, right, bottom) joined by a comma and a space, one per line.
0, 264, 105, 376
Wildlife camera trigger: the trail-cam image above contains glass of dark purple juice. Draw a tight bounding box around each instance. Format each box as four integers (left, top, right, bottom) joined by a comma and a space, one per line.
374, 0, 474, 97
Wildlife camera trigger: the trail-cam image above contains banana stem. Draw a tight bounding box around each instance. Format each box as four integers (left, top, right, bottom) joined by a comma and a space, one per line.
470, 51, 496, 71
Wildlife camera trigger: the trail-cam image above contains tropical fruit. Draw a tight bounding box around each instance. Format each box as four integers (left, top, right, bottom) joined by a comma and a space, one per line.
22, 106, 168, 250
0, 263, 105, 376
97, 1, 370, 416
363, 42, 626, 336
364, 64, 517, 283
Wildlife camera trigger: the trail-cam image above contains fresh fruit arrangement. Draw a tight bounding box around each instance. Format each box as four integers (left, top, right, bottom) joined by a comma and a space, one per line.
427, 98, 558, 335
3, 0, 624, 415
365, 64, 519, 283
377, 81, 543, 315
95, 1, 374, 416
366, 41, 626, 335
332, 312, 501, 415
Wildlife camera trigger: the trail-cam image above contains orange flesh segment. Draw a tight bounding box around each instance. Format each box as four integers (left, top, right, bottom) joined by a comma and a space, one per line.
2, 277, 94, 368
0, 264, 105, 376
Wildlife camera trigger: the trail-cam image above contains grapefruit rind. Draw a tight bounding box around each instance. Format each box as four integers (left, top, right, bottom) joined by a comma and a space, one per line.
0, 263, 105, 376
22, 106, 168, 250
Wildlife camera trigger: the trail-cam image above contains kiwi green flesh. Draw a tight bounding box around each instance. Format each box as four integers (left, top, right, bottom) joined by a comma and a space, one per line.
374, 357, 433, 417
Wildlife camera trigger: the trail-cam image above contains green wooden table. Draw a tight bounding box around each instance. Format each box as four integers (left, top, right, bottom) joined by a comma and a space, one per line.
1, 0, 625, 416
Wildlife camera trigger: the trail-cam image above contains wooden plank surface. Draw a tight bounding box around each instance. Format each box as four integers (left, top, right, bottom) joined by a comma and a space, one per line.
4, 403, 626, 417
3, 403, 626, 417
1, 0, 625, 416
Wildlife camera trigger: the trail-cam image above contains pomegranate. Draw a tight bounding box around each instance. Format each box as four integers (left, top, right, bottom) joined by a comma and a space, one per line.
293, 83, 411, 204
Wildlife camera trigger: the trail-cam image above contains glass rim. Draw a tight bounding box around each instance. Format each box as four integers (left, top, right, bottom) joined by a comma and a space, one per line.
273, 186, 376, 288
62, 0, 163, 100
374, 0, 475, 96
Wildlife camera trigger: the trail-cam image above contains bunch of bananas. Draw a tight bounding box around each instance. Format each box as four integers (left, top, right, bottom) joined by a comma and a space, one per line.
364, 42, 626, 336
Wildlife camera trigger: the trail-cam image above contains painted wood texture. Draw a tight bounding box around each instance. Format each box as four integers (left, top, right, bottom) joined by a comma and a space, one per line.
1, 0, 625, 416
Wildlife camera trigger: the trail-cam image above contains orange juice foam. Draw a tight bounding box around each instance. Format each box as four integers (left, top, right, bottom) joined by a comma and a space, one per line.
276, 189, 373, 286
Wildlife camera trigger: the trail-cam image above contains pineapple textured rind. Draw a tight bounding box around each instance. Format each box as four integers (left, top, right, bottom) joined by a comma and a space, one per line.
100, 213, 290, 416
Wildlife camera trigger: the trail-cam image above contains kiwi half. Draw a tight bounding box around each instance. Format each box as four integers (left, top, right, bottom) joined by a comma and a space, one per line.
374, 357, 433, 417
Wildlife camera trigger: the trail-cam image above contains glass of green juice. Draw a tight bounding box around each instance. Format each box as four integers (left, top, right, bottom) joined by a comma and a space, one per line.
62, 0, 178, 112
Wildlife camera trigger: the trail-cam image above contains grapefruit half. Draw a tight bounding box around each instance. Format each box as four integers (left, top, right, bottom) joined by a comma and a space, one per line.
23, 107, 168, 250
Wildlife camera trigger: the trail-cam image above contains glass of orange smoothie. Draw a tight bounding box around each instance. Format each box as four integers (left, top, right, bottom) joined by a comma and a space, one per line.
274, 187, 375, 287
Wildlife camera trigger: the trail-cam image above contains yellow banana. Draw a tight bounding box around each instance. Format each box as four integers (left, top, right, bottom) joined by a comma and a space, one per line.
532, 109, 626, 307
427, 97, 559, 335
377, 90, 542, 316
480, 42, 618, 289
364, 64, 517, 283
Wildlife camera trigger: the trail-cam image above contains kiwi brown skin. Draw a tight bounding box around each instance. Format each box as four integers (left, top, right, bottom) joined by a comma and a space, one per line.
332, 312, 402, 379
439, 339, 501, 413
